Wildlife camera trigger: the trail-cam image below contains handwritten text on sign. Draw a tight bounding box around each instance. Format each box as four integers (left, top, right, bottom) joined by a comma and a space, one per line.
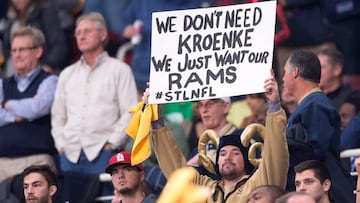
149, 1, 276, 103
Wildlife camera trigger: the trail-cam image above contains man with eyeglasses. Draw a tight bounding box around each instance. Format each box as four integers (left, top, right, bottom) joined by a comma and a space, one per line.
0, 26, 57, 182
105, 152, 157, 203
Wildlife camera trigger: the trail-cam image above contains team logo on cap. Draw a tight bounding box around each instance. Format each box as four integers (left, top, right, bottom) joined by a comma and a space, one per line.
116, 153, 125, 162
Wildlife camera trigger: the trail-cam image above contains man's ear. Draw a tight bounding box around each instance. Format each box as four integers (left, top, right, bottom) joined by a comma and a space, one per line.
139, 170, 145, 182
49, 185, 57, 196
223, 101, 231, 115
35, 47, 43, 60
292, 67, 299, 78
333, 64, 342, 77
100, 29, 108, 43
322, 179, 331, 192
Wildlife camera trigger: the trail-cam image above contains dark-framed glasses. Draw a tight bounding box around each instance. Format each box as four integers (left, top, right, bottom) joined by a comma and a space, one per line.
11, 46, 36, 54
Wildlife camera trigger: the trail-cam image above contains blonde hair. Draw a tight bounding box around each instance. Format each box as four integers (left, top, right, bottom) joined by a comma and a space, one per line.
11, 26, 46, 49
75, 12, 108, 45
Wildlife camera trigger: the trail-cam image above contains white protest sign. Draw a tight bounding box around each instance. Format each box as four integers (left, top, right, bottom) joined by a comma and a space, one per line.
149, 1, 276, 104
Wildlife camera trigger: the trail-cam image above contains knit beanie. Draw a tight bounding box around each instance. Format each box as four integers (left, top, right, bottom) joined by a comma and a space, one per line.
215, 129, 254, 176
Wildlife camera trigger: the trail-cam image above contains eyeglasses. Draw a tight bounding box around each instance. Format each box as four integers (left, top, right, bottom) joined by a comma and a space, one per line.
197, 99, 225, 109
10, 46, 35, 54
74, 28, 98, 37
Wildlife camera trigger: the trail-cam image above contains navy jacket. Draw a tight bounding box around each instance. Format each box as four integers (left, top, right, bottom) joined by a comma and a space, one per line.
286, 91, 355, 202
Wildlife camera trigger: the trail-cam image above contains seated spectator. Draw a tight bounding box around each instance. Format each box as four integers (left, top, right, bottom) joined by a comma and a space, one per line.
294, 160, 332, 203
340, 91, 360, 166
340, 113, 360, 172
339, 91, 360, 131
247, 185, 285, 203
22, 165, 58, 203
105, 151, 157, 203
275, 192, 316, 203
317, 49, 354, 110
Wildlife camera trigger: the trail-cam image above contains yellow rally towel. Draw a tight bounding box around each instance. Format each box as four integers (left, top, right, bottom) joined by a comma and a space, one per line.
125, 102, 158, 165
157, 167, 210, 203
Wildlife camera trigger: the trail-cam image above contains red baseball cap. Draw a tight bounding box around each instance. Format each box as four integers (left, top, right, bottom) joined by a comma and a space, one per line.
105, 152, 143, 174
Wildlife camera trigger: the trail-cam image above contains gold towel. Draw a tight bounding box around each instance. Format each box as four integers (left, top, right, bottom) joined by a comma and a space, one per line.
125, 102, 158, 165
157, 167, 210, 203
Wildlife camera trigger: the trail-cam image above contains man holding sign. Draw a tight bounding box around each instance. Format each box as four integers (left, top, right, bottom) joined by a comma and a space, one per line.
137, 2, 287, 202
144, 71, 289, 203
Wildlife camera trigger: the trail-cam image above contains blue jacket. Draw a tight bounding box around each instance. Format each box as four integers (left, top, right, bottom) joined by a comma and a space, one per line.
286, 91, 355, 202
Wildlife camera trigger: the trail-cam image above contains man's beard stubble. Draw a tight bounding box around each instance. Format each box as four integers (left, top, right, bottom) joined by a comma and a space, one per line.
119, 182, 141, 196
